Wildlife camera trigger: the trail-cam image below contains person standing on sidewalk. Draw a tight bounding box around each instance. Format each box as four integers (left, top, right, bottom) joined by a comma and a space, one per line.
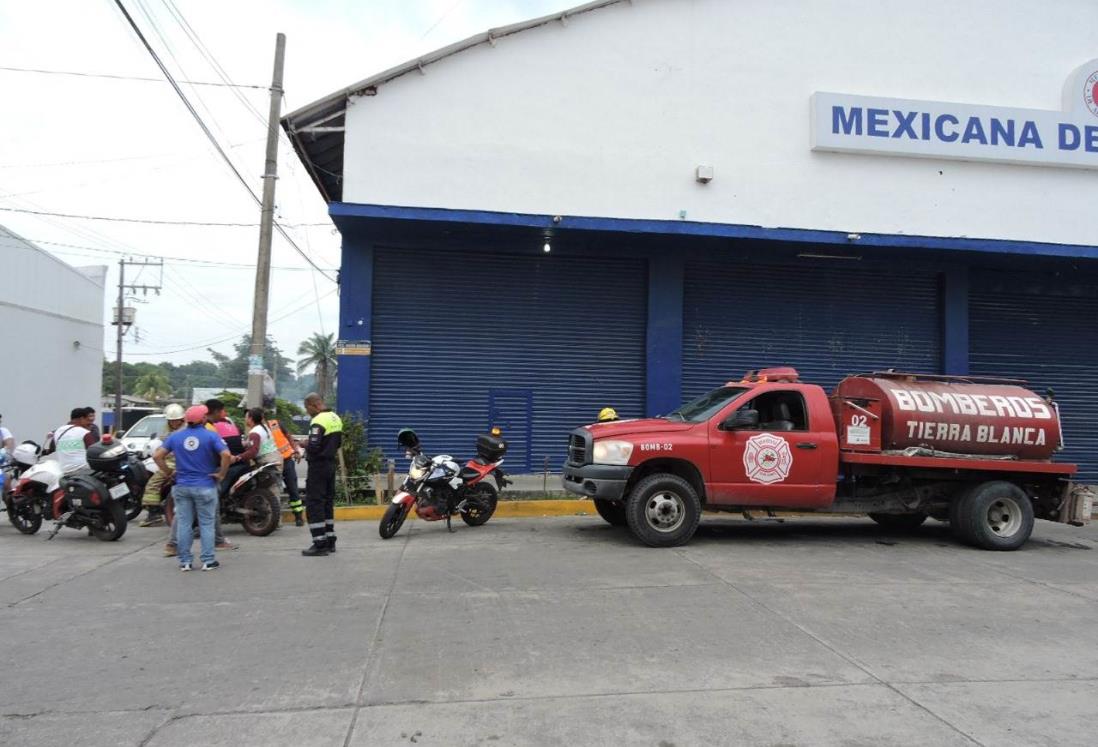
267, 415, 304, 526
301, 393, 342, 557
154, 405, 231, 572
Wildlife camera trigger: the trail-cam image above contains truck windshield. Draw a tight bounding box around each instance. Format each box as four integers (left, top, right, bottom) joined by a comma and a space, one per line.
664, 387, 749, 423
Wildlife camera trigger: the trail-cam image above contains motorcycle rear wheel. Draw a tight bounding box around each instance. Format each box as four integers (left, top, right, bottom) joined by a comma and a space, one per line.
90, 501, 128, 542
379, 501, 411, 539
123, 487, 144, 522
460, 482, 498, 527
6, 499, 42, 535
241, 491, 280, 536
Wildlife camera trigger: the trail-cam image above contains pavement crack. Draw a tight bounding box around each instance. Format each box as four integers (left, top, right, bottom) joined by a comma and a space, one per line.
6, 537, 162, 608
343, 523, 412, 747
675, 550, 987, 747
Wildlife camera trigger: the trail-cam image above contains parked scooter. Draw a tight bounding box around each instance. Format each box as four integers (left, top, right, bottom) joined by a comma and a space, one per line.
160, 462, 282, 536
5, 437, 132, 541
379, 428, 510, 539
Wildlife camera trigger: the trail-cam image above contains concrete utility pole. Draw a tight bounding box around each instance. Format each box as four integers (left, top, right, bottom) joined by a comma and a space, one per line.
114, 259, 125, 433
246, 32, 286, 409
112, 258, 163, 433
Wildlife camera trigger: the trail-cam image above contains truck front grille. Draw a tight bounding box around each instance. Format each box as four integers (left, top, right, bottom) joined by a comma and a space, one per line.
568, 432, 588, 466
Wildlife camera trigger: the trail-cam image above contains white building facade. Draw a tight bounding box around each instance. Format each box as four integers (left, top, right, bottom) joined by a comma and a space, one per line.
286, 0, 1098, 477
0, 226, 105, 444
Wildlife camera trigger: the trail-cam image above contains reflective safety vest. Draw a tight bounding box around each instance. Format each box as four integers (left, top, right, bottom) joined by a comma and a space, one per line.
268, 419, 296, 460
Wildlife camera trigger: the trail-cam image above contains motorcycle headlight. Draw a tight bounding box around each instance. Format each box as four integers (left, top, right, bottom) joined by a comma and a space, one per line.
592, 440, 634, 465
408, 464, 427, 481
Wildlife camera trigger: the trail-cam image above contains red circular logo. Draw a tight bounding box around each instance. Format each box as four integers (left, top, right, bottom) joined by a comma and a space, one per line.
1084, 71, 1098, 117
742, 433, 793, 485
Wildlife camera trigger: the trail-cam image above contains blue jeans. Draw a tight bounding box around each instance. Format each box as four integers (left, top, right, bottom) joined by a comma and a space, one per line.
173, 484, 218, 565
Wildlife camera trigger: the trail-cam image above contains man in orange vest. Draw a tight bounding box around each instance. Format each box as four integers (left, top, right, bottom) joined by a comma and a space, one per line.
268, 416, 305, 526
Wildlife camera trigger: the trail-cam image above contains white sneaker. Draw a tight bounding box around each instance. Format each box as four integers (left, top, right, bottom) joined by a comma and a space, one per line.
202, 561, 220, 572
180, 563, 192, 572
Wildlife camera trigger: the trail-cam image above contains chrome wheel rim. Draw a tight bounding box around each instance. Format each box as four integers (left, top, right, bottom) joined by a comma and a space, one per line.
986, 497, 1023, 537
644, 491, 685, 533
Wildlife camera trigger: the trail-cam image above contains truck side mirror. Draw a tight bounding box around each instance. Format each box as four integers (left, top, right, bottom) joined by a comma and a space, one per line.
720, 409, 759, 430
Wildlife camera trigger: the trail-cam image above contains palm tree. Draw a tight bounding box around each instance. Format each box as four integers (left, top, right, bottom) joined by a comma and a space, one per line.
297, 333, 337, 401
133, 371, 173, 402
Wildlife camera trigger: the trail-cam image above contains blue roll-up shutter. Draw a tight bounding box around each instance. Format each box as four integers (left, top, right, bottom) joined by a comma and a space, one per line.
969, 270, 1098, 483
682, 259, 941, 399
369, 248, 646, 472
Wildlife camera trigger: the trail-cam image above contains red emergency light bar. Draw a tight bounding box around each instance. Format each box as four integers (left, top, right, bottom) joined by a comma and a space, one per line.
738, 367, 800, 384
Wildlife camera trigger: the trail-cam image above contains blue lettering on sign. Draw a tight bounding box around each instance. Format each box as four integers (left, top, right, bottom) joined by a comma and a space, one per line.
1087, 125, 1098, 153
892, 110, 918, 139
990, 118, 1015, 146
1060, 123, 1080, 150
1018, 121, 1043, 149
935, 114, 959, 142
826, 103, 1095, 156
832, 106, 862, 135
962, 117, 988, 145
867, 108, 889, 137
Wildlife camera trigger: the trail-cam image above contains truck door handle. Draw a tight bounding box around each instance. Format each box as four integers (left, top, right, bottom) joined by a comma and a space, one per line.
797, 442, 817, 450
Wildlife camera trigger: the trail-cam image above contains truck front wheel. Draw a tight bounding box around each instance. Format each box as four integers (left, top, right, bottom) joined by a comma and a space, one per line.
953, 481, 1034, 551
593, 499, 627, 527
624, 474, 701, 548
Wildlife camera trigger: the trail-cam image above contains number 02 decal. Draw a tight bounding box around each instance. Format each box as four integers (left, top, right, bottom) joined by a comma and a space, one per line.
850, 414, 868, 427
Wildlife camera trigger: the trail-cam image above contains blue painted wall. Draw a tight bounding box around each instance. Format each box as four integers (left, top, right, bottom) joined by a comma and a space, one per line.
335, 242, 372, 418
941, 267, 970, 375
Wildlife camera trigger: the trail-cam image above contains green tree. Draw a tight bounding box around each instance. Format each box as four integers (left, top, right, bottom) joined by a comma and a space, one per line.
133, 370, 173, 402
215, 390, 304, 433
297, 333, 337, 401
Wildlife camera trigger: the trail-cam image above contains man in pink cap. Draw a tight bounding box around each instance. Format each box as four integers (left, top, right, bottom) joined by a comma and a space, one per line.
153, 405, 231, 572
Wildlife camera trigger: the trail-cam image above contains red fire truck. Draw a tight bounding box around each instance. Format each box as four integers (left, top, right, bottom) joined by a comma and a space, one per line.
562, 368, 1093, 550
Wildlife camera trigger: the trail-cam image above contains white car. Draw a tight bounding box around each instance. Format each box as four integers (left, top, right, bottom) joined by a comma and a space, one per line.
121, 414, 166, 455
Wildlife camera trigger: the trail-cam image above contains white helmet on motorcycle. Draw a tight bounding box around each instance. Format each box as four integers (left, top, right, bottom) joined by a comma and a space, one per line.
163, 404, 185, 421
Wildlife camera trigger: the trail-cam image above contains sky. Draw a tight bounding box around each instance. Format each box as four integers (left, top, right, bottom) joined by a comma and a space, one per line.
0, 0, 573, 369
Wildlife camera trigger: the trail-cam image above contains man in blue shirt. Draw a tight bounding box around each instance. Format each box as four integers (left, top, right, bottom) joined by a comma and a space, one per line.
153, 405, 231, 572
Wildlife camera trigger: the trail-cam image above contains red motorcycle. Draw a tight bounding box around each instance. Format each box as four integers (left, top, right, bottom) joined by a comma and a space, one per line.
379, 428, 510, 539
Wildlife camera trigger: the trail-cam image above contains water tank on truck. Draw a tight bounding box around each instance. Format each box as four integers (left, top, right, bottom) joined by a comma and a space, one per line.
834, 373, 1062, 460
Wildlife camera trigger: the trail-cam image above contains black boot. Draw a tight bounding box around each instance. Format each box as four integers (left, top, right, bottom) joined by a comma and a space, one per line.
327, 537, 336, 553
301, 542, 329, 557
294, 513, 304, 527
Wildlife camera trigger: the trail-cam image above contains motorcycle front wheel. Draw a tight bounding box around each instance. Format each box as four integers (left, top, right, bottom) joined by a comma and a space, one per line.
460, 482, 498, 527
6, 498, 43, 535
379, 501, 411, 539
90, 501, 128, 542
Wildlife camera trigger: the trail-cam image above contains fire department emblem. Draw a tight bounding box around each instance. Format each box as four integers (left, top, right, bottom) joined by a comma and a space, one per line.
1085, 70, 1098, 117
743, 433, 793, 485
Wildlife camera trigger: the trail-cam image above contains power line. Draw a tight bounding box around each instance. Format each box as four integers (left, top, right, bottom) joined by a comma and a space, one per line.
32, 237, 335, 271
0, 64, 266, 88
117, 286, 338, 356
0, 204, 330, 227
111, 0, 336, 282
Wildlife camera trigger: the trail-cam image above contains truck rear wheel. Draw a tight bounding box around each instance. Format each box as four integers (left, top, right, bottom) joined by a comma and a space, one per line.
953, 481, 1034, 551
624, 474, 701, 548
593, 499, 627, 527
868, 512, 927, 531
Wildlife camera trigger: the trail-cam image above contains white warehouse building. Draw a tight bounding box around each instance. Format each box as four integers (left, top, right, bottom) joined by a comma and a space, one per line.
0, 226, 105, 445
285, 0, 1098, 478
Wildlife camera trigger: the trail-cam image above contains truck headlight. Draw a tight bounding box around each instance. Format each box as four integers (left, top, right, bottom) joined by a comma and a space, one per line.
592, 440, 633, 465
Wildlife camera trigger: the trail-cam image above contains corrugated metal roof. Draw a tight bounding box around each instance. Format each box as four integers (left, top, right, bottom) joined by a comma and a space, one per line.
281, 0, 630, 203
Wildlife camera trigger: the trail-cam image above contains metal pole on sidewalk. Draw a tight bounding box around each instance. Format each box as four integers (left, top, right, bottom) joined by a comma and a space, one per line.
114, 258, 125, 434
246, 33, 286, 408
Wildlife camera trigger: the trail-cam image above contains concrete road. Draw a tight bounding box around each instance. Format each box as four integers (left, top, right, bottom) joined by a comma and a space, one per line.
1, 512, 1096, 746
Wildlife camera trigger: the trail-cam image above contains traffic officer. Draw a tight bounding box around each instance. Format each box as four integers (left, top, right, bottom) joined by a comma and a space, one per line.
301, 392, 343, 557
267, 415, 305, 525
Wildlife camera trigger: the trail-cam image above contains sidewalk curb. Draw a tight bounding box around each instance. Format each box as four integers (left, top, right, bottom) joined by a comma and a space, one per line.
283, 499, 595, 523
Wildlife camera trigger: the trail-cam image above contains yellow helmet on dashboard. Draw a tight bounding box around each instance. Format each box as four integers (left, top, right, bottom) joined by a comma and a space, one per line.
597, 407, 618, 422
